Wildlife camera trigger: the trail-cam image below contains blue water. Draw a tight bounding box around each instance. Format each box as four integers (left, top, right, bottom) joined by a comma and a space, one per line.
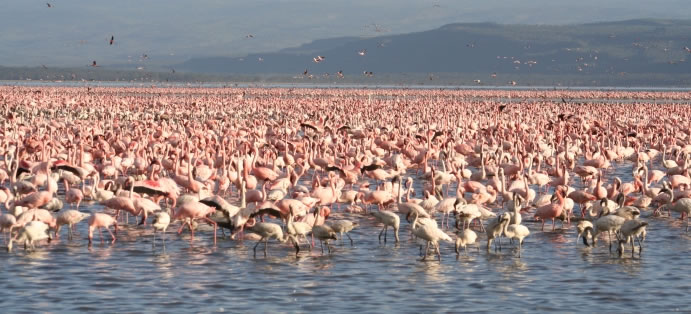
3, 79, 691, 92
1, 160, 689, 313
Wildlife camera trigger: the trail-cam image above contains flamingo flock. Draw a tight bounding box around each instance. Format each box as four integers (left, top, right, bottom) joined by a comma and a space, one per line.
1, 86, 690, 261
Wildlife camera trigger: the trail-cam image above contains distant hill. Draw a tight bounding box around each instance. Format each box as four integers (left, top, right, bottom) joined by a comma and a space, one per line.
176, 19, 691, 79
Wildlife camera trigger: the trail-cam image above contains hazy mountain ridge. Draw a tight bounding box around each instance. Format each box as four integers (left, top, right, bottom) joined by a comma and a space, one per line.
175, 19, 691, 77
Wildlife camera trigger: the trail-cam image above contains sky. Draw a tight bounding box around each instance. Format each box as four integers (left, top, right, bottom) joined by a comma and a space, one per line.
0, 0, 689, 67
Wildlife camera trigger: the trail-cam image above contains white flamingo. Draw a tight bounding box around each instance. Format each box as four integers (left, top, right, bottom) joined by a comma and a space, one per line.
370, 210, 400, 244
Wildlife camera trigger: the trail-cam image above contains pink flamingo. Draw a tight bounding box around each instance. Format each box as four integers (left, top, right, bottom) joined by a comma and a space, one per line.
88, 213, 118, 244
63, 178, 84, 210
173, 201, 217, 245
534, 186, 566, 231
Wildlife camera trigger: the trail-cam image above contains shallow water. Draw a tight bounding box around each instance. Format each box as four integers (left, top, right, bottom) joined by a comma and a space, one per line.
2, 163, 690, 313
5, 80, 691, 92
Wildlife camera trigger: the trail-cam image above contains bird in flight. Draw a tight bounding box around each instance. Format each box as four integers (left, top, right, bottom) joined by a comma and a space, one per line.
303, 69, 309, 76
367, 23, 389, 33
313, 56, 325, 63
363, 71, 374, 77
91, 61, 98, 67
109, 35, 114, 45
246, 34, 254, 39
337, 70, 344, 78
46, 3, 52, 8
685, 46, 691, 53
358, 49, 367, 56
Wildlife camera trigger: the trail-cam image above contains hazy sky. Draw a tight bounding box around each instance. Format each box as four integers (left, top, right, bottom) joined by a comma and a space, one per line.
1, 0, 689, 67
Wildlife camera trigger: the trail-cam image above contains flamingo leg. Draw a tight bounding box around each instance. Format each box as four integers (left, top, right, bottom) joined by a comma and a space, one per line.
189, 221, 195, 241
346, 232, 353, 246
636, 235, 643, 253
106, 227, 116, 243
292, 235, 300, 256
253, 238, 262, 257
421, 241, 429, 261
202, 217, 217, 245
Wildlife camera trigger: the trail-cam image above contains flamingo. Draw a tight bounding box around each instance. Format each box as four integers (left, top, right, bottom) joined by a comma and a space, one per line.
534, 186, 566, 231
504, 221, 530, 258
370, 209, 400, 244
311, 218, 338, 254
87, 213, 118, 244
409, 211, 453, 261
55, 210, 90, 240
617, 219, 648, 256
248, 220, 293, 257
63, 178, 84, 210
151, 211, 171, 248
455, 229, 478, 255
658, 198, 691, 232
286, 206, 312, 253
8, 221, 51, 252
173, 200, 217, 245
327, 219, 358, 246
486, 212, 510, 252
1, 213, 16, 243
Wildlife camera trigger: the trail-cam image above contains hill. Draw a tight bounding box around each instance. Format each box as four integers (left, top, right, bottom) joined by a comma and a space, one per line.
175, 19, 691, 80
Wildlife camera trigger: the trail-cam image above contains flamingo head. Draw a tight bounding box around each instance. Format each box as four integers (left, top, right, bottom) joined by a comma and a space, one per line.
549, 192, 559, 203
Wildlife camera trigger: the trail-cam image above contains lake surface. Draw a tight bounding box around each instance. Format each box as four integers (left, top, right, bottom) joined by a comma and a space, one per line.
4, 79, 691, 92
2, 159, 690, 313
